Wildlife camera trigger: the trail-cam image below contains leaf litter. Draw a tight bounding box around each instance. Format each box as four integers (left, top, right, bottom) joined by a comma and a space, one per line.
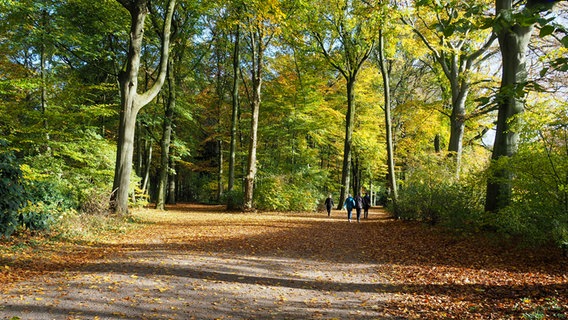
0, 203, 567, 319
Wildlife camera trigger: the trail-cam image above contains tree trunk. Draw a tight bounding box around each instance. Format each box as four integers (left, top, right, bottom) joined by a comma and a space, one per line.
243, 77, 261, 210
351, 154, 361, 196
448, 93, 467, 178
228, 24, 240, 193
40, 9, 50, 153
111, 0, 175, 215
405, 11, 496, 179
218, 139, 223, 201
485, 13, 534, 212
378, 30, 398, 209
227, 17, 241, 192
140, 140, 152, 195
337, 77, 356, 208
167, 157, 176, 204
243, 31, 263, 211
156, 60, 175, 210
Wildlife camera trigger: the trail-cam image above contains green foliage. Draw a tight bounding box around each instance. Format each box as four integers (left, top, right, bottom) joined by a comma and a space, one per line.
222, 190, 244, 211
254, 169, 324, 212
19, 179, 73, 232
483, 149, 568, 247
21, 130, 116, 211
393, 153, 485, 227
18, 201, 56, 231
0, 140, 26, 237
480, 98, 568, 248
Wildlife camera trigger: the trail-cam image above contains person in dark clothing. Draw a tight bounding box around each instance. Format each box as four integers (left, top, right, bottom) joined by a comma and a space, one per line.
354, 193, 363, 223
324, 194, 334, 217
363, 192, 371, 219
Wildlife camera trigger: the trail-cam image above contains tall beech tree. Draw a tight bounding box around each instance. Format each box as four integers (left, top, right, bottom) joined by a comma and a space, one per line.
485, 0, 560, 212
241, 0, 285, 210
155, 60, 176, 210
228, 7, 242, 194
376, 29, 399, 209
402, 0, 497, 178
154, 0, 203, 210
111, 0, 176, 214
307, 0, 379, 207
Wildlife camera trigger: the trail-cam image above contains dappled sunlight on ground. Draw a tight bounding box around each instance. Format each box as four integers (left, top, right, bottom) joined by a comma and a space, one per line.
1, 204, 567, 319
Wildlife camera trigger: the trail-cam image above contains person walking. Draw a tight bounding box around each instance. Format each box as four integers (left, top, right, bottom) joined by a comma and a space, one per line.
363, 192, 371, 219
343, 194, 356, 222
324, 194, 334, 217
354, 193, 363, 223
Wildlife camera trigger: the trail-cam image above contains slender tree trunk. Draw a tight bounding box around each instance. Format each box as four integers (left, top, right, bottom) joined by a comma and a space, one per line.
141, 141, 152, 195
111, 0, 175, 215
351, 154, 361, 196
218, 140, 223, 201
228, 25, 240, 193
167, 157, 176, 204
40, 9, 50, 152
243, 75, 261, 210
242, 21, 269, 211
136, 125, 143, 177
156, 60, 175, 210
448, 92, 467, 178
378, 30, 398, 209
485, 0, 535, 212
337, 77, 356, 209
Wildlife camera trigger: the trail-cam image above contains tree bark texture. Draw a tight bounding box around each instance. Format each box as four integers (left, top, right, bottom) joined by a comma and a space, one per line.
243, 30, 263, 211
111, 0, 175, 215
378, 31, 398, 209
156, 60, 176, 210
167, 157, 176, 204
228, 24, 240, 193
338, 78, 356, 208
485, 0, 534, 212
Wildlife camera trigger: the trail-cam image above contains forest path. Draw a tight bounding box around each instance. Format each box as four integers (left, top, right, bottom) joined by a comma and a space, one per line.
1, 204, 567, 319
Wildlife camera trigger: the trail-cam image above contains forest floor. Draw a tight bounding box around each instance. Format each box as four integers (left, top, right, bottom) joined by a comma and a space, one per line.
1, 204, 567, 319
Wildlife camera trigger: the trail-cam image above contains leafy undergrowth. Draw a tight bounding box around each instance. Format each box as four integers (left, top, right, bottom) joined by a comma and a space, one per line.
1, 203, 567, 319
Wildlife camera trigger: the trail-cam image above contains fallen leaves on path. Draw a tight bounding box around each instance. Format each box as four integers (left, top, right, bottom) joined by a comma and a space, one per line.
1, 203, 567, 319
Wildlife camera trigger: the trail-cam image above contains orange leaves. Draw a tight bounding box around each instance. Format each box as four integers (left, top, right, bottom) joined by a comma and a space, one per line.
1, 204, 567, 319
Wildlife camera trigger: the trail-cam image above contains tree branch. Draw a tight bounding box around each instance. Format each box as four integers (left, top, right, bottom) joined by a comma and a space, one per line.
138, 0, 176, 109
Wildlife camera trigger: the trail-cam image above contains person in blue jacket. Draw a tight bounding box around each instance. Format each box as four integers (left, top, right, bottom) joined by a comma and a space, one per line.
343, 194, 356, 222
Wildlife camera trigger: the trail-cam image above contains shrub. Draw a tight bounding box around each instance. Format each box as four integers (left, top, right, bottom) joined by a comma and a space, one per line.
482, 147, 568, 248
19, 178, 74, 232
0, 140, 25, 237
222, 189, 244, 211
21, 130, 116, 214
79, 188, 111, 215
392, 153, 485, 229
254, 171, 322, 212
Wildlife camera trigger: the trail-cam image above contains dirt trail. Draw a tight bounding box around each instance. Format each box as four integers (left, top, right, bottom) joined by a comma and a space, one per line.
1, 204, 567, 319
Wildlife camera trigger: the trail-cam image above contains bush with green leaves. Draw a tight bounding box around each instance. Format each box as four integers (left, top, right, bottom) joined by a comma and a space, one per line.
222, 189, 244, 211
392, 153, 485, 229
254, 169, 324, 211
481, 101, 568, 249
0, 140, 26, 237
483, 147, 568, 248
14, 130, 117, 232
